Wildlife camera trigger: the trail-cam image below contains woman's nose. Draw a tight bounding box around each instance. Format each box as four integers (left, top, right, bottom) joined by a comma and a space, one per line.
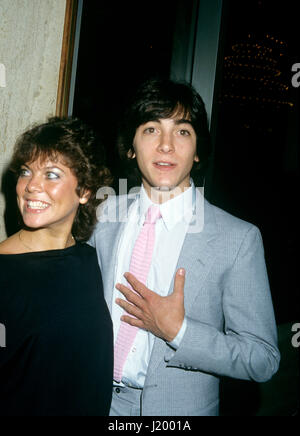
25, 175, 43, 193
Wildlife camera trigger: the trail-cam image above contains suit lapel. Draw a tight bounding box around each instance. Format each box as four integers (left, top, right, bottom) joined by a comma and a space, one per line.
173, 203, 219, 313
99, 195, 136, 312
146, 196, 219, 380
101, 221, 126, 311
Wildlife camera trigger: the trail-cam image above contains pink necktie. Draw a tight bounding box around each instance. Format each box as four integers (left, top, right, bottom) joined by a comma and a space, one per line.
113, 204, 161, 383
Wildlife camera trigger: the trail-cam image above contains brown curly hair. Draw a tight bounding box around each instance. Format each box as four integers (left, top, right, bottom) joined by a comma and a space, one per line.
10, 117, 113, 241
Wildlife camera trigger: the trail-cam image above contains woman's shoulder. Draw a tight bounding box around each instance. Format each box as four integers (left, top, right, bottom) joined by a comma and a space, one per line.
76, 242, 98, 259
0, 233, 21, 255
75, 242, 101, 271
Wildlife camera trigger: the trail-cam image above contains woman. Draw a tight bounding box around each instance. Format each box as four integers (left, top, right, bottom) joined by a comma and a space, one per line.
0, 117, 113, 416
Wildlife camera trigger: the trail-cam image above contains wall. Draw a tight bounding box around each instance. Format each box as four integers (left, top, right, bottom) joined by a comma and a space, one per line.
0, 0, 67, 241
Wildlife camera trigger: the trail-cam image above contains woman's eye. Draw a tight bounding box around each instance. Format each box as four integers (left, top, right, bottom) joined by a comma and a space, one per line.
19, 169, 31, 178
46, 172, 60, 180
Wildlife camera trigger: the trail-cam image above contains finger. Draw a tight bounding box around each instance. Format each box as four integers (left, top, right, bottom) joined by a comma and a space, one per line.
124, 272, 154, 298
116, 283, 145, 308
172, 268, 185, 298
121, 315, 145, 329
116, 298, 144, 319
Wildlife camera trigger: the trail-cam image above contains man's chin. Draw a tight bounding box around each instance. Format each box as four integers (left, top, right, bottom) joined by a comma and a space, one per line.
152, 185, 175, 192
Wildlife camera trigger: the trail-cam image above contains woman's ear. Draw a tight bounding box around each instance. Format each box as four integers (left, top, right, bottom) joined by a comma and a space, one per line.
79, 189, 91, 205
127, 148, 136, 159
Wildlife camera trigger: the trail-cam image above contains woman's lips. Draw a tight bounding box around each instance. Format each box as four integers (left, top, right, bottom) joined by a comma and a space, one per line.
25, 200, 51, 213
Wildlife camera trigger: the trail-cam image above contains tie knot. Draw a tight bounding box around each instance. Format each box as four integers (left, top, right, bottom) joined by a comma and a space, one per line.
144, 205, 161, 224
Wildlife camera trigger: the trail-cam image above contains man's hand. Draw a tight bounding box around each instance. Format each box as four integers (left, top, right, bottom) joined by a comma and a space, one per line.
115, 269, 186, 343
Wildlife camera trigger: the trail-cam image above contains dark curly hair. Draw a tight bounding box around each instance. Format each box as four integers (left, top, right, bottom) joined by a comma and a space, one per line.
117, 78, 212, 188
10, 117, 113, 241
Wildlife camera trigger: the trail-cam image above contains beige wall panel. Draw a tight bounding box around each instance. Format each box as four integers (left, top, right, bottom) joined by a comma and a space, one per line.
0, 0, 67, 241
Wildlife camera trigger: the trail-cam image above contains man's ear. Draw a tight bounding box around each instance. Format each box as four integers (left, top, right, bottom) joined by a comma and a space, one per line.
127, 148, 136, 159
194, 155, 200, 163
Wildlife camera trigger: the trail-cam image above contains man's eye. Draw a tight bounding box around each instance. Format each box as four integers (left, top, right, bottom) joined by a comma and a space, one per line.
179, 129, 190, 136
144, 127, 156, 134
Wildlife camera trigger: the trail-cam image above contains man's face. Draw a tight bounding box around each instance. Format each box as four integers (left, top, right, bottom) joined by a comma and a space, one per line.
131, 117, 199, 201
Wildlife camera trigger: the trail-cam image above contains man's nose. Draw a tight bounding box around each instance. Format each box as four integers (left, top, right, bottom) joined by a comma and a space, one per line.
157, 132, 174, 153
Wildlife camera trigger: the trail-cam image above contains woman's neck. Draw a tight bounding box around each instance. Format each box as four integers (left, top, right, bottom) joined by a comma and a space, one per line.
19, 227, 75, 253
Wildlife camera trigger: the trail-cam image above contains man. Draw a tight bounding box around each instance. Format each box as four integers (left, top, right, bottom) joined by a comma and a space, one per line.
89, 78, 280, 416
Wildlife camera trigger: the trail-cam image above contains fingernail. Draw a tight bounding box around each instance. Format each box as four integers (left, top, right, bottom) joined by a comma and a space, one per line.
178, 268, 185, 276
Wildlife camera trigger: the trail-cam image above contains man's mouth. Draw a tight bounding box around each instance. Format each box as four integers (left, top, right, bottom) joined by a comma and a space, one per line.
153, 161, 176, 169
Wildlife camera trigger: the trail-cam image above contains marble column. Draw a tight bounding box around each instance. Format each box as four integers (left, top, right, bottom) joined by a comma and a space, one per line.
0, 0, 67, 241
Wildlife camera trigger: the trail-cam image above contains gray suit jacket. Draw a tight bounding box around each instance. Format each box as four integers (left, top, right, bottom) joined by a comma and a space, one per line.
89, 191, 280, 416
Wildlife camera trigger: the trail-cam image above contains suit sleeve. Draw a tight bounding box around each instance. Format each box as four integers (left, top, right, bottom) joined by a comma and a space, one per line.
164, 226, 280, 382
87, 230, 96, 248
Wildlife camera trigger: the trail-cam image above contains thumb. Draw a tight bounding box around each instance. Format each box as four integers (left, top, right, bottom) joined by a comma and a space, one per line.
172, 268, 185, 298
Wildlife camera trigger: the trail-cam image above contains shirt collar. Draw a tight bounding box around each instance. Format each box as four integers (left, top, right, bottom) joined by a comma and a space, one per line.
138, 181, 196, 231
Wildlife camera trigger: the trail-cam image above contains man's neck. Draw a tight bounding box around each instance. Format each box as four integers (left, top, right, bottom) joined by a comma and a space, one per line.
144, 185, 192, 205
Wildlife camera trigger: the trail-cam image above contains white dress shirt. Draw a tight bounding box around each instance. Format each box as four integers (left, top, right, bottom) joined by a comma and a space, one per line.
112, 183, 195, 388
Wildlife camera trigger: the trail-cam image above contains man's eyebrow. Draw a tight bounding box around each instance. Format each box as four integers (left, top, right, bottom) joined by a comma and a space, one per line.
144, 118, 161, 123
142, 118, 193, 126
174, 119, 193, 126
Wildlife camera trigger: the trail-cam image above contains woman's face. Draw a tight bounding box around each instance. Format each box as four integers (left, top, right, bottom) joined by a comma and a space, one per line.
16, 155, 88, 231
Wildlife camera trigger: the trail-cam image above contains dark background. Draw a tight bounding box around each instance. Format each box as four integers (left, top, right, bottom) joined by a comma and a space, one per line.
209, 0, 299, 325
73, 0, 177, 180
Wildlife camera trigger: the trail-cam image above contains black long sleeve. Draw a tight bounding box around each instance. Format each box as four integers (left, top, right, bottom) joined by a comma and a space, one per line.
0, 243, 113, 416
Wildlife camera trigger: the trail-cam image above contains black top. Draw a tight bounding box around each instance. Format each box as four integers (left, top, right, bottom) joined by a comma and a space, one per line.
0, 243, 113, 416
